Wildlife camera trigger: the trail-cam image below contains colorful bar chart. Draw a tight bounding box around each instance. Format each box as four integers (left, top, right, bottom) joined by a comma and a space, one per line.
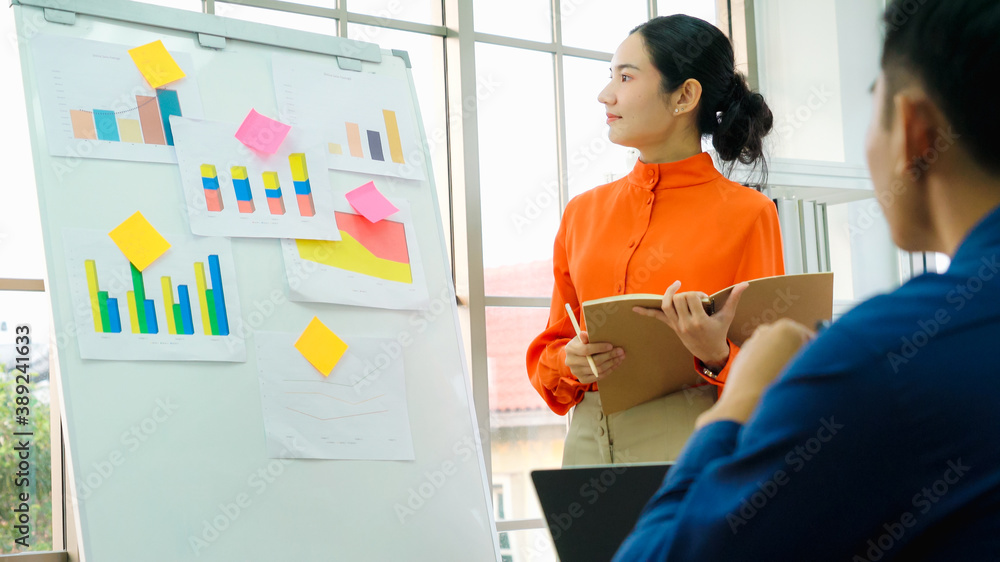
82, 255, 230, 337
289, 153, 315, 217
201, 164, 224, 212
262, 172, 286, 216
331, 110, 405, 165
231, 166, 256, 214
69, 89, 183, 146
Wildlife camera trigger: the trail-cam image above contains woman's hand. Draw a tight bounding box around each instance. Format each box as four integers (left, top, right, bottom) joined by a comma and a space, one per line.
696, 319, 815, 428
633, 280, 749, 370
564, 331, 624, 384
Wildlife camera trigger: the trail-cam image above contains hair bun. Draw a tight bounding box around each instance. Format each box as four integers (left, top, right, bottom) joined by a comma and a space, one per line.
713, 72, 774, 168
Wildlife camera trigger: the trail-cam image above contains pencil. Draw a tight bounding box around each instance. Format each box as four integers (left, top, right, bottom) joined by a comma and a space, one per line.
565, 303, 601, 378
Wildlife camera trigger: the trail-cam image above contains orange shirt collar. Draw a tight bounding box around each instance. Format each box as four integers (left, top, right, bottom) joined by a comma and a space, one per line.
627, 152, 722, 191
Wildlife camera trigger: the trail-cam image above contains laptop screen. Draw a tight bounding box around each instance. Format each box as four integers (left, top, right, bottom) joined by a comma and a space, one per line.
531, 463, 672, 562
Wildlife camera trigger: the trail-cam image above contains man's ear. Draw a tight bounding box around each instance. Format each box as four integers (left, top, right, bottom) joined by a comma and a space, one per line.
894, 92, 937, 181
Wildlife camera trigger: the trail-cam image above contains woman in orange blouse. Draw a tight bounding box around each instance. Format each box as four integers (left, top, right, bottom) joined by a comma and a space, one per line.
526, 15, 784, 466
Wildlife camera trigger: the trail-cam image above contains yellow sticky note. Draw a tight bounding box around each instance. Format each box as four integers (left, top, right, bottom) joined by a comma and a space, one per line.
108, 212, 172, 272
295, 317, 349, 376
128, 40, 186, 89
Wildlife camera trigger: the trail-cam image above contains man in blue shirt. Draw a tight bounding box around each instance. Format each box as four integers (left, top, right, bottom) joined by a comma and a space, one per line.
614, 0, 1000, 559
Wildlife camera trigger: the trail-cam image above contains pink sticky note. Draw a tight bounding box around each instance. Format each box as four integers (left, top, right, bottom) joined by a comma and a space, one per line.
235, 109, 291, 154
345, 181, 399, 223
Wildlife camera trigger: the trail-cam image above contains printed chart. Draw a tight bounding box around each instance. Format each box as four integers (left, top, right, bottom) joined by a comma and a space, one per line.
30, 34, 205, 163
171, 117, 340, 240
273, 55, 426, 181
256, 332, 414, 460
63, 228, 245, 361
282, 195, 430, 310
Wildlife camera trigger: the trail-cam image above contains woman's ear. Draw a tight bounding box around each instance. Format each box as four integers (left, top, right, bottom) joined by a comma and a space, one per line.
673, 78, 703, 114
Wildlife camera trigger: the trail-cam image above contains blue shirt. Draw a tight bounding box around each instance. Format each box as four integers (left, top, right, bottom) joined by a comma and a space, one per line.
614, 205, 1000, 561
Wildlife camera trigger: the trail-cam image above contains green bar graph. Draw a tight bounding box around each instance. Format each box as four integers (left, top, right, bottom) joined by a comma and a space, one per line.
173, 304, 184, 334
98, 291, 111, 334
206, 289, 219, 336
131, 263, 148, 334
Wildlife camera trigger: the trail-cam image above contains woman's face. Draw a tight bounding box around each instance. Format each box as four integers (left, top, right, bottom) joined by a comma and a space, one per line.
598, 32, 676, 154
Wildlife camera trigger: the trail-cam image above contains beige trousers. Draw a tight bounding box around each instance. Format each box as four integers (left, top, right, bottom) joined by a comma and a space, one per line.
562, 387, 716, 466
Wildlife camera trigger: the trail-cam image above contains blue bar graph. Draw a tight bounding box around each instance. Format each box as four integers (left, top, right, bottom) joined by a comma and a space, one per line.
208, 255, 229, 336
178, 285, 194, 335
144, 299, 159, 334
156, 89, 182, 146
93, 110, 121, 142
265, 188, 282, 198
107, 298, 122, 333
233, 178, 253, 201
293, 179, 312, 196
367, 130, 385, 161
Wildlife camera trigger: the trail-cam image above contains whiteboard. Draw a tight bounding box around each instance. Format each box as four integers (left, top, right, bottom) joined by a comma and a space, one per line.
12, 1, 499, 560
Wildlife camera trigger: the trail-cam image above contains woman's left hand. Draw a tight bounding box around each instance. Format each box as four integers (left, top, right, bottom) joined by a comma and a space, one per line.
633, 280, 749, 370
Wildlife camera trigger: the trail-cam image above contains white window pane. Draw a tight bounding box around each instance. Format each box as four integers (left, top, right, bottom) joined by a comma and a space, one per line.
561, 0, 646, 54
0, 291, 54, 553
214, 4, 338, 35
496, 528, 558, 562
349, 0, 442, 26
657, 0, 718, 26
487, 307, 567, 523
1, 4, 45, 280
475, 44, 559, 297
347, 25, 450, 257
563, 56, 637, 200
474, 0, 552, 43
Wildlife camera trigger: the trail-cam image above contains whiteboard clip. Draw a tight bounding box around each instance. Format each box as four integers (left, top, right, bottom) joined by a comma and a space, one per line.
43, 8, 76, 25
391, 49, 411, 69
198, 33, 227, 50
336, 56, 363, 72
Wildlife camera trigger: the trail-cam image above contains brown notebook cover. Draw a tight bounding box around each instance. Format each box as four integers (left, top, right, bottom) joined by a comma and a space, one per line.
582, 273, 834, 415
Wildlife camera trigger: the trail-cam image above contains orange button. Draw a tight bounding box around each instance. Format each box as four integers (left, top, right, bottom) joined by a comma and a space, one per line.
647, 197, 653, 204
616, 283, 623, 293
628, 240, 635, 248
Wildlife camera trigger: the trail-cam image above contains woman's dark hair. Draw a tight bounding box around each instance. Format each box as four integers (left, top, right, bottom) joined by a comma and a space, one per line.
631, 15, 773, 184
881, 0, 1000, 175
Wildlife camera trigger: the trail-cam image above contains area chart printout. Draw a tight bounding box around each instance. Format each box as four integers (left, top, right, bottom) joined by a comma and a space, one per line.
256, 332, 415, 460
30, 34, 205, 163
62, 228, 246, 361
272, 55, 426, 181
171, 117, 340, 240
281, 196, 430, 310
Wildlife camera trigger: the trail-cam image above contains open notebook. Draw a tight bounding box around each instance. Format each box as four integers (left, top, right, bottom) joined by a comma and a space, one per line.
582, 273, 834, 414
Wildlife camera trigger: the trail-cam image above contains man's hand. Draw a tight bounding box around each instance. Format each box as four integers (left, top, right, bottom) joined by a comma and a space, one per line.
565, 331, 624, 384
633, 280, 749, 370
696, 319, 816, 428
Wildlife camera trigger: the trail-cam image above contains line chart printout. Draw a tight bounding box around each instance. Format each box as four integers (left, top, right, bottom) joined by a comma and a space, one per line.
281, 195, 430, 310
272, 54, 426, 181
62, 228, 246, 361
30, 34, 205, 163
255, 332, 414, 461
171, 117, 340, 240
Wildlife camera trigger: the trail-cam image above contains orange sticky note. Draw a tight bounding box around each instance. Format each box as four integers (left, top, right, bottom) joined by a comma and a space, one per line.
295, 317, 349, 376
128, 40, 186, 89
108, 212, 172, 271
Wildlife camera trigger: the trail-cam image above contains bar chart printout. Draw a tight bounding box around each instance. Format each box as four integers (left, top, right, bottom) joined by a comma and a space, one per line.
64, 228, 244, 361
31, 34, 205, 163
170, 117, 341, 240
272, 56, 426, 181
282, 198, 431, 311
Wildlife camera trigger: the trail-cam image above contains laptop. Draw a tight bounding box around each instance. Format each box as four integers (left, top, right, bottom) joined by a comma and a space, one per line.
531, 463, 672, 562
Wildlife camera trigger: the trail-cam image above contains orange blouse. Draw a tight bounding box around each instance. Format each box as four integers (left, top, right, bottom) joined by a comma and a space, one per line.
526, 153, 785, 415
